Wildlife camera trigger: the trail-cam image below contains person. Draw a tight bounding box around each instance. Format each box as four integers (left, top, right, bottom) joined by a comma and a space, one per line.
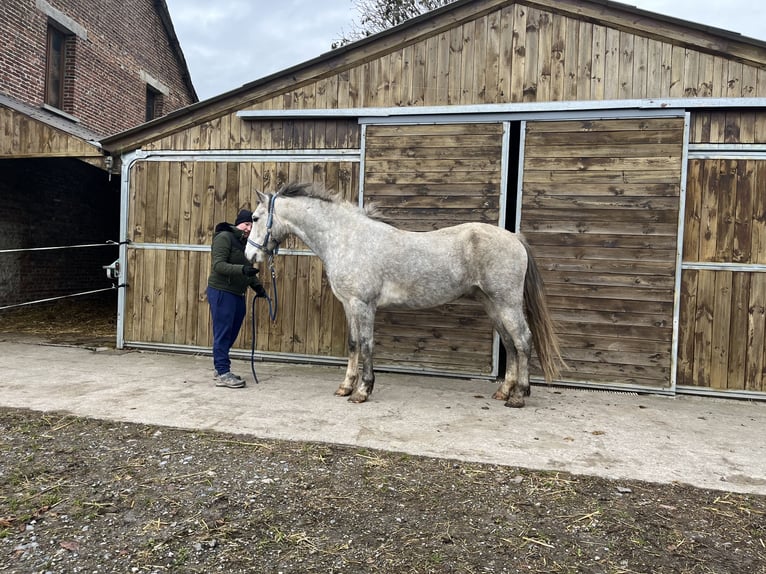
206, 208, 267, 388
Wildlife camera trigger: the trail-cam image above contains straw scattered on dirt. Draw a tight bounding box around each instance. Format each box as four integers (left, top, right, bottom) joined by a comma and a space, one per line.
1, 295, 765, 573
1, 410, 765, 574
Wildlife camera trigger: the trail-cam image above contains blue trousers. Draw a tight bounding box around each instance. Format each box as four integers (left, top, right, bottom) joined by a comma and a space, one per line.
207, 286, 246, 375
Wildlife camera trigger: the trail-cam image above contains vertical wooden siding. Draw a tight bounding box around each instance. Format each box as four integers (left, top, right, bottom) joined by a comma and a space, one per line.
678, 159, 766, 391
143, 117, 361, 152
244, 3, 765, 111
690, 111, 766, 144
362, 123, 505, 375
0, 106, 102, 158
136, 4, 766, 154
124, 159, 358, 358
520, 116, 685, 388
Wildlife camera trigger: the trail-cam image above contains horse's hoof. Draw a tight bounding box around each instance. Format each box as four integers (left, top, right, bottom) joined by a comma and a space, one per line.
492, 390, 508, 401
335, 387, 352, 397
348, 392, 368, 403
505, 398, 525, 408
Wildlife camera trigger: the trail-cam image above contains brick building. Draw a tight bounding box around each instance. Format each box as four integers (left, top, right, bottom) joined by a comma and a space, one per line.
0, 0, 197, 308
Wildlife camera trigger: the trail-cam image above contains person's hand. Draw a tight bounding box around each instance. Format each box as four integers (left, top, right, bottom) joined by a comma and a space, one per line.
242, 265, 259, 277
253, 284, 268, 298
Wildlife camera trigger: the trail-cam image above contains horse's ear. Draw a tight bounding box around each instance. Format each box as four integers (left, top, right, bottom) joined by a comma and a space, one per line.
255, 190, 270, 206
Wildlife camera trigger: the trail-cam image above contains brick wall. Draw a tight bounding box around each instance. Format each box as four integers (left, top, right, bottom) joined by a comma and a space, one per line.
0, 158, 120, 307
0, 0, 196, 137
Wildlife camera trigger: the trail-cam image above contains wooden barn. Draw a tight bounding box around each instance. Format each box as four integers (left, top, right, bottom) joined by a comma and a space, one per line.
100, 0, 766, 400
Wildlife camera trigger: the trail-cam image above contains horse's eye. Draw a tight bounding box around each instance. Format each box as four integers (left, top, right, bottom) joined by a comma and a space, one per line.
252, 217, 259, 223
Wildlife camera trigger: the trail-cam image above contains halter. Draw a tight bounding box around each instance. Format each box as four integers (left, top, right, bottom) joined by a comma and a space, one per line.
247, 194, 280, 258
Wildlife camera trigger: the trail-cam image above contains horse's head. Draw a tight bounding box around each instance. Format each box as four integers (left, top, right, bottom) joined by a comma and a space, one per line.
245, 190, 280, 264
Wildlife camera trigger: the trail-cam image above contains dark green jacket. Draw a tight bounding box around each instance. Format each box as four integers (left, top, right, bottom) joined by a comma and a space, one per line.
208, 223, 262, 295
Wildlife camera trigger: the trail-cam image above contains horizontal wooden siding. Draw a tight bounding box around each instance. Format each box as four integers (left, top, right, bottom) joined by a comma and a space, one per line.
520, 116, 685, 388
363, 123, 505, 375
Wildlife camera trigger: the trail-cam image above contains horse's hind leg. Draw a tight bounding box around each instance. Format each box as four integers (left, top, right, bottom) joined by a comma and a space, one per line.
506, 313, 532, 408
492, 341, 517, 402
494, 344, 532, 400
487, 303, 532, 408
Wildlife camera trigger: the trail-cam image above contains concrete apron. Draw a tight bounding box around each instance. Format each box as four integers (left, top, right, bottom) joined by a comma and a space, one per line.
1, 340, 765, 496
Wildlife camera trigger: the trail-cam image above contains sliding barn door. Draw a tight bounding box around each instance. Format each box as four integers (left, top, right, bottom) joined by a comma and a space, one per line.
519, 116, 686, 390
362, 123, 506, 376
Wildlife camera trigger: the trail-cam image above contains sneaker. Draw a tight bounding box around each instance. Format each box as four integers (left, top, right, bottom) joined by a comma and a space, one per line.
214, 370, 244, 381
215, 371, 246, 388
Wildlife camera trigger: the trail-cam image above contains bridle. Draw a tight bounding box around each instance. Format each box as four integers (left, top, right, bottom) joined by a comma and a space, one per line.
246, 193, 280, 322
247, 194, 280, 258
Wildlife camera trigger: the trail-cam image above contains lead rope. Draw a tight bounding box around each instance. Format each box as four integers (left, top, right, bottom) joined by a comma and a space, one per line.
249, 256, 279, 384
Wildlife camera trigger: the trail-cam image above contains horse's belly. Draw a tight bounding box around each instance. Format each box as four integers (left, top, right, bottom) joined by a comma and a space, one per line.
377, 283, 465, 309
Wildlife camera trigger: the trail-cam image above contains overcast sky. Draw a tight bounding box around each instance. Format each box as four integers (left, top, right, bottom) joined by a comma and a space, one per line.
164, 0, 766, 102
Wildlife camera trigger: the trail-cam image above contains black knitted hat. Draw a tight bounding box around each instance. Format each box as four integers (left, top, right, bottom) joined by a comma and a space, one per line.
234, 209, 252, 226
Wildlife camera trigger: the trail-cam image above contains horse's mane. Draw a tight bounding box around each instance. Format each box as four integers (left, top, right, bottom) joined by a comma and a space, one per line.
276, 182, 381, 219
277, 182, 337, 202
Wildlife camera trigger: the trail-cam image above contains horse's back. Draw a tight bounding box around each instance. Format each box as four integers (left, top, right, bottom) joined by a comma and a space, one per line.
431, 222, 525, 258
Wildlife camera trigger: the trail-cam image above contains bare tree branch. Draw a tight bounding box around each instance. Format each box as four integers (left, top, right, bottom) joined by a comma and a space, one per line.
333, 0, 456, 48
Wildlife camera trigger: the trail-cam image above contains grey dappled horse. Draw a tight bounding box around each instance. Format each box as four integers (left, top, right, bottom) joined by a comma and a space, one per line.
245, 182, 563, 408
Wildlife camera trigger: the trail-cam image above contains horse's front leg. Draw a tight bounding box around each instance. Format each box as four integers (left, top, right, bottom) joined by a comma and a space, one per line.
335, 314, 359, 397
348, 303, 376, 403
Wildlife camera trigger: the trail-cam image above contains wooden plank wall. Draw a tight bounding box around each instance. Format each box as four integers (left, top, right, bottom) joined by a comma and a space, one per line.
132, 3, 766, 154
364, 124, 503, 230
678, 158, 766, 392
248, 163, 358, 358
520, 116, 685, 388
143, 117, 360, 152
689, 111, 766, 144
363, 123, 505, 375
118, 0, 766, 389
124, 158, 358, 358
0, 106, 102, 158
242, 3, 766, 112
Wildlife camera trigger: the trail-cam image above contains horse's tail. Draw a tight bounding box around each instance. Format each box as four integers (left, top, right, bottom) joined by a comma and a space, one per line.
520, 235, 565, 383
